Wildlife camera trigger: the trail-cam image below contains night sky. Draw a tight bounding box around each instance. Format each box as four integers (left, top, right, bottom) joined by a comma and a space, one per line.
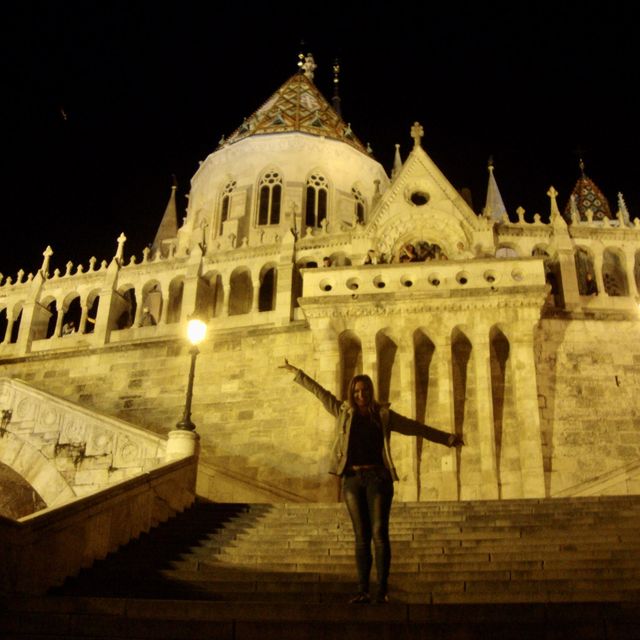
3, 2, 638, 279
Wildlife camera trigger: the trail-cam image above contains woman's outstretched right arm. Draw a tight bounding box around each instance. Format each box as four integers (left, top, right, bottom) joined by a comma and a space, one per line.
279, 358, 342, 417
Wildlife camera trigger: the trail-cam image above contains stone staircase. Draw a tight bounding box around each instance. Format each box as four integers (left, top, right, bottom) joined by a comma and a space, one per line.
2, 495, 640, 639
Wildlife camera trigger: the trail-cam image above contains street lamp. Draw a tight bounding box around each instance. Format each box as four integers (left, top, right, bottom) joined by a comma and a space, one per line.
176, 317, 207, 431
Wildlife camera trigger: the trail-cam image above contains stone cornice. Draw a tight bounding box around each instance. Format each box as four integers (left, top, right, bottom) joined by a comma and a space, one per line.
298, 286, 548, 319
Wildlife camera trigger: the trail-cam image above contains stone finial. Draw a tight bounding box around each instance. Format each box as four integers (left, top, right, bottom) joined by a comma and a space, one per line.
41, 246, 53, 278
143, 246, 151, 262
586, 208, 594, 223
547, 186, 560, 218
516, 206, 526, 224
301, 53, 317, 80
392, 144, 403, 178
366, 142, 373, 155
17, 269, 25, 284
89, 256, 97, 271
115, 232, 127, 263
53, 268, 61, 278
65, 261, 73, 276
411, 122, 424, 149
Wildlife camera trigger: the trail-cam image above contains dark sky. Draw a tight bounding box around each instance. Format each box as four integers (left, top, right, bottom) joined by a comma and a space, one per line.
3, 2, 638, 279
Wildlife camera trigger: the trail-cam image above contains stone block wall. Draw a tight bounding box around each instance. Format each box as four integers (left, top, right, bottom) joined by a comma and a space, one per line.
535, 318, 640, 496
1, 315, 639, 503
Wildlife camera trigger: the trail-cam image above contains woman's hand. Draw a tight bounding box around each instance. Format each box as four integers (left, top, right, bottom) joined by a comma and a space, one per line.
279, 358, 298, 373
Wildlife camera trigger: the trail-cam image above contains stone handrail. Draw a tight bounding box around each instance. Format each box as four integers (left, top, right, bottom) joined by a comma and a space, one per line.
0, 455, 197, 595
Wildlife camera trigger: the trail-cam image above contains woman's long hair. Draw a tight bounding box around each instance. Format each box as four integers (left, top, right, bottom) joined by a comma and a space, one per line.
348, 374, 380, 416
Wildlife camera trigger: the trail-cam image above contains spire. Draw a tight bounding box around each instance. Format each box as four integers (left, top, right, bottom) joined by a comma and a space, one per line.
392, 144, 403, 178
331, 58, 342, 117
617, 192, 630, 226
483, 157, 507, 223
152, 177, 179, 257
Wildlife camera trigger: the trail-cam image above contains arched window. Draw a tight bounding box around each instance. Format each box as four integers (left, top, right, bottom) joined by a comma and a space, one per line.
258, 266, 277, 312
602, 249, 628, 296
305, 173, 328, 228
352, 186, 365, 224
575, 248, 597, 295
219, 180, 236, 235
257, 171, 282, 226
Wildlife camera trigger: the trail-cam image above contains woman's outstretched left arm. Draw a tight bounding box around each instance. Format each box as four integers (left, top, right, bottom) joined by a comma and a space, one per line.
388, 410, 464, 448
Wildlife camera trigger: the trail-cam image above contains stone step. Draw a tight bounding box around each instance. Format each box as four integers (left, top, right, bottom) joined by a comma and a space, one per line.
3, 597, 639, 640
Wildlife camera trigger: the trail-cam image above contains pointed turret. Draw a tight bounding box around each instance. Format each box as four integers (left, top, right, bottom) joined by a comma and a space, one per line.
562, 159, 612, 223
152, 179, 178, 257
223, 61, 367, 154
483, 158, 507, 222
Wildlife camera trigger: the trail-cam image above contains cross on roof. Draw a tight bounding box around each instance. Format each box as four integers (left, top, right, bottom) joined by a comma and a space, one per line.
411, 122, 424, 148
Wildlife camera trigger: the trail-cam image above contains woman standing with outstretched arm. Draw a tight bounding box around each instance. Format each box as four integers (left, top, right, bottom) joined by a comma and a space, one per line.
280, 358, 464, 604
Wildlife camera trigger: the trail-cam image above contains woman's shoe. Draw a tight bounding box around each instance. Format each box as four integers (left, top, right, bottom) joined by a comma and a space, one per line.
348, 592, 371, 604
373, 592, 389, 604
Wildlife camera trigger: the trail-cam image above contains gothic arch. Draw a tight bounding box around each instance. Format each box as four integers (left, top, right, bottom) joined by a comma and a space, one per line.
258, 263, 277, 312
114, 284, 137, 330
413, 328, 436, 426
84, 289, 101, 334
338, 330, 362, 401
575, 246, 597, 295
304, 169, 330, 230
38, 295, 58, 339
58, 292, 81, 335
228, 267, 253, 316
376, 329, 399, 404
199, 270, 224, 319
141, 280, 163, 325
256, 168, 283, 226
166, 277, 184, 324
489, 325, 510, 499
0, 307, 7, 343
602, 247, 628, 296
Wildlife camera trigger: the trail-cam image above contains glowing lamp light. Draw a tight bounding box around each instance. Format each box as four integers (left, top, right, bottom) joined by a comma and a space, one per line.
187, 318, 207, 345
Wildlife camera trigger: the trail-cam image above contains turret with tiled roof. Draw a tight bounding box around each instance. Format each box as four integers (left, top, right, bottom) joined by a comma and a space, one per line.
562, 159, 612, 223
222, 55, 367, 154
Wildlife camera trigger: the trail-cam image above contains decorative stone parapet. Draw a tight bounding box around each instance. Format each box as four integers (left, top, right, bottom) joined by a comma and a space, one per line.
0, 378, 167, 508
300, 257, 546, 300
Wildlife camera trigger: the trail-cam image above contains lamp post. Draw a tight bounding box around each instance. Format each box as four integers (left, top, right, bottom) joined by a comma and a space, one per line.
176, 317, 207, 431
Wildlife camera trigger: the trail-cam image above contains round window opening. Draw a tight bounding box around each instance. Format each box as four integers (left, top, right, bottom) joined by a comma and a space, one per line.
410, 191, 430, 206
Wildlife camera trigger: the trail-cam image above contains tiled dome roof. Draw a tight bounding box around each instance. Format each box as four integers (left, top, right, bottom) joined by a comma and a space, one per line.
563, 163, 611, 223
222, 71, 367, 154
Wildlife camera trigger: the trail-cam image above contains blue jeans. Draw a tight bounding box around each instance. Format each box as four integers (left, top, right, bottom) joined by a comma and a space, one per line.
342, 467, 394, 595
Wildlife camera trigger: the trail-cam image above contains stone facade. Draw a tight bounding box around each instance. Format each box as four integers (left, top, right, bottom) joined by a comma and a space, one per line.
1, 66, 639, 509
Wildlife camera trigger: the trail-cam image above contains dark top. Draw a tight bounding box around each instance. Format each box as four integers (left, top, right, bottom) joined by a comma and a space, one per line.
346, 411, 384, 467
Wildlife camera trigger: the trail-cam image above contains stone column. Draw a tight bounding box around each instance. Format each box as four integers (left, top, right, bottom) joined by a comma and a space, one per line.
624, 252, 639, 298
508, 320, 546, 497
222, 273, 232, 317
274, 261, 294, 323
557, 247, 581, 309
593, 249, 607, 297
470, 324, 499, 500
53, 302, 65, 337
252, 277, 261, 312
78, 302, 89, 334
393, 335, 419, 501
431, 330, 458, 500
